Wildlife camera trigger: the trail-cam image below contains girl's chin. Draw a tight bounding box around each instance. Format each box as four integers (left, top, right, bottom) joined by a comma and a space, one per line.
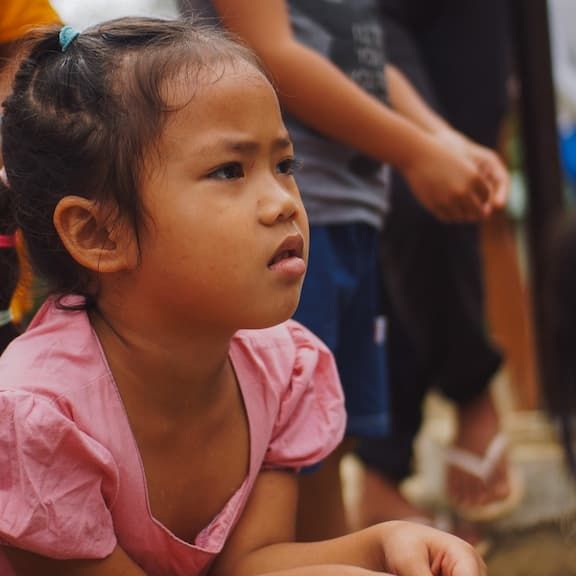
243, 303, 301, 330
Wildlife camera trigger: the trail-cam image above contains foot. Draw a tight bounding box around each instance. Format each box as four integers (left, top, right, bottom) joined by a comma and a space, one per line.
447, 390, 511, 513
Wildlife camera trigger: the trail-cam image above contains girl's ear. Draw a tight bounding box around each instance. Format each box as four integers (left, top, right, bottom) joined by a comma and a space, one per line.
53, 196, 138, 273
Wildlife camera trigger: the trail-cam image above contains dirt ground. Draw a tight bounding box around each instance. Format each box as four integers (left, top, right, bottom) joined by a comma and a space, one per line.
486, 524, 576, 576
342, 402, 576, 575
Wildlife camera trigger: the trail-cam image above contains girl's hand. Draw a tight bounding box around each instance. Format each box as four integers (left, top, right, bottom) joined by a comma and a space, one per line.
378, 521, 487, 576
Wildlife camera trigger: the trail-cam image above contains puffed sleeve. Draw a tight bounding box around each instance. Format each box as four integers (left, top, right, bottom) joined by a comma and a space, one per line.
263, 321, 346, 469
0, 391, 119, 560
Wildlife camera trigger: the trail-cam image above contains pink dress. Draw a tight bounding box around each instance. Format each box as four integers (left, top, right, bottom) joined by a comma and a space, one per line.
0, 298, 345, 576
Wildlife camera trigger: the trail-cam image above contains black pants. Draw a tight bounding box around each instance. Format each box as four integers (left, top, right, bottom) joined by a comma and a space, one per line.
356, 1, 508, 481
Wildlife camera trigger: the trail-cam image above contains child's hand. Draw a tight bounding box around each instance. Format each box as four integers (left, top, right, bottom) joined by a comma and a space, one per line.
378, 521, 487, 576
434, 129, 510, 211
400, 126, 510, 222
401, 137, 493, 222
466, 142, 509, 210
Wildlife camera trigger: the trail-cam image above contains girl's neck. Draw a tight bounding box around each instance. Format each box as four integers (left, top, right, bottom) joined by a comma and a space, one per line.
90, 301, 236, 420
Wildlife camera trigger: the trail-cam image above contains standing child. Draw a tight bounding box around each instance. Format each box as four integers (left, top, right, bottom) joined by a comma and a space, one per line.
356, 0, 516, 529
0, 17, 485, 576
192, 0, 509, 540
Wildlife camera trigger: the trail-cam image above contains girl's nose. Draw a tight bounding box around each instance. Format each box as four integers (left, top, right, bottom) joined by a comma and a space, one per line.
258, 181, 300, 225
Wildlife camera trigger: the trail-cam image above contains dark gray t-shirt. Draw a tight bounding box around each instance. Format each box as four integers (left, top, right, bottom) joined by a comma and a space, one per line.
180, 0, 391, 228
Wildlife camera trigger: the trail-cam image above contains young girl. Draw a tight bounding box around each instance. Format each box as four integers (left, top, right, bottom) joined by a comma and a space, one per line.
0, 17, 485, 576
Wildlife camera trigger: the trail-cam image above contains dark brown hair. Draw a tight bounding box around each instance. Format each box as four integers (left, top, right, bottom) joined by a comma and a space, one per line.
0, 17, 261, 309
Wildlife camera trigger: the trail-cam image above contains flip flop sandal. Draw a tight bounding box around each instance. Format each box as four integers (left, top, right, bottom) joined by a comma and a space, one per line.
444, 433, 524, 523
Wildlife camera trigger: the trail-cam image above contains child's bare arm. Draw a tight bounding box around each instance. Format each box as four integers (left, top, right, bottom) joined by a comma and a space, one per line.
212, 0, 493, 221
226, 567, 390, 576
211, 470, 381, 575
211, 470, 486, 576
385, 64, 452, 135
3, 544, 148, 576
386, 64, 509, 209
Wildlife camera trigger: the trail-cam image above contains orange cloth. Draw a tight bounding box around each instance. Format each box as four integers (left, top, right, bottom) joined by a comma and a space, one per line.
0, 0, 60, 44
10, 232, 33, 325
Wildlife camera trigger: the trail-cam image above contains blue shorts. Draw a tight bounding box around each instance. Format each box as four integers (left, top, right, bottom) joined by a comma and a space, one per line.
293, 223, 389, 437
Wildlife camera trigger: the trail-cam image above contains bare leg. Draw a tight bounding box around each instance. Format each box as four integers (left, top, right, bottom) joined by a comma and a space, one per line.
357, 467, 428, 528
481, 213, 540, 409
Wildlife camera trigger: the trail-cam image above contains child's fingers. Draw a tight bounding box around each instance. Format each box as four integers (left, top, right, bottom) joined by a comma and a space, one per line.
389, 548, 484, 576
432, 194, 487, 223
428, 535, 487, 576
381, 522, 486, 576
471, 174, 492, 206
435, 552, 487, 576
453, 195, 486, 222
448, 185, 491, 222
487, 166, 509, 209
476, 152, 510, 209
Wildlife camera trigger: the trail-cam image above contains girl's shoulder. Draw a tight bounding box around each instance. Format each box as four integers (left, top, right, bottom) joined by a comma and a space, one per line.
0, 296, 111, 409
231, 319, 336, 392
231, 320, 346, 470
0, 299, 121, 561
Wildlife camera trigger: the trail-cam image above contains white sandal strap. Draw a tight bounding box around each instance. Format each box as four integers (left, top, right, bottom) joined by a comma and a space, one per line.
444, 433, 508, 482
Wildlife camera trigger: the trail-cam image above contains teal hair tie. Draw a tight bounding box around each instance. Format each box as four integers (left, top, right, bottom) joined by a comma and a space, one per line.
59, 26, 80, 52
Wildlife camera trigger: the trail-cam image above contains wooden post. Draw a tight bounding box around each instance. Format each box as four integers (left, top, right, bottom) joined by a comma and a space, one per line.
510, 0, 565, 402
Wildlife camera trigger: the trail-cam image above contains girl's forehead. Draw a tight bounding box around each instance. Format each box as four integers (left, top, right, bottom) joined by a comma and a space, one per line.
157, 59, 281, 154
159, 57, 268, 111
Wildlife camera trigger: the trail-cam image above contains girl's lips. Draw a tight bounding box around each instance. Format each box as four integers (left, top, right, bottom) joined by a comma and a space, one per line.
268, 234, 304, 266
268, 255, 307, 278
268, 234, 306, 278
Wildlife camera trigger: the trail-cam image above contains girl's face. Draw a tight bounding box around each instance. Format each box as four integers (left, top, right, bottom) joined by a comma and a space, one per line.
132, 61, 309, 332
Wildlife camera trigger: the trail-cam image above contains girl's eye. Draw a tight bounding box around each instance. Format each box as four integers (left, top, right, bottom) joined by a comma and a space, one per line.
208, 163, 245, 180
277, 157, 302, 176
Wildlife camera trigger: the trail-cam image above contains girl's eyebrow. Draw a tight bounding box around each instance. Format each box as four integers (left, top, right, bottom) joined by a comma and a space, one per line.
218, 136, 293, 155
179, 136, 293, 162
